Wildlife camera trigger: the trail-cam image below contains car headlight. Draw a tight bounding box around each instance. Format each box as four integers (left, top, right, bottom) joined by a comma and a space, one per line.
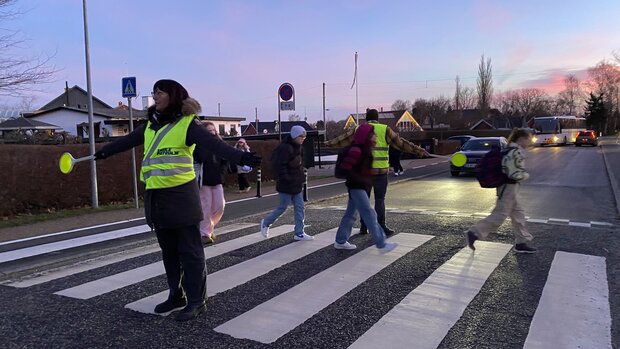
552, 136, 558, 142
532, 136, 538, 143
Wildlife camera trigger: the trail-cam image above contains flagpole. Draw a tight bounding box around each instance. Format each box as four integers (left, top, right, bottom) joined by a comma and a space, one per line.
355, 52, 359, 124
351, 52, 359, 125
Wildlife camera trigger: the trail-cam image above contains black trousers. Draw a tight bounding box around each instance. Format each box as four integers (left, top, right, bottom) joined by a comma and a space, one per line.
238, 173, 250, 190
360, 173, 389, 230
155, 224, 207, 305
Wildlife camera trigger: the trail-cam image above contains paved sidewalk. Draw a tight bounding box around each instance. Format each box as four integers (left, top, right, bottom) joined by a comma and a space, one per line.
0, 157, 444, 244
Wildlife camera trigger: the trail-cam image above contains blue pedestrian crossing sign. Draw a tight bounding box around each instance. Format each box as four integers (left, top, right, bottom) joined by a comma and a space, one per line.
122, 77, 137, 98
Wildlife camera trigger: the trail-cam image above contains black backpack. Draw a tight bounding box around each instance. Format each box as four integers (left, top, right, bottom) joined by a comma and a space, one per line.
334, 144, 360, 179
476, 146, 514, 188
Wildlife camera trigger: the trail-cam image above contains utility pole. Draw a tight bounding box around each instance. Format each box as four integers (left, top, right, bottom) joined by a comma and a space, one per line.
322, 82, 326, 139
255, 107, 258, 133
82, 0, 98, 208
218, 103, 221, 116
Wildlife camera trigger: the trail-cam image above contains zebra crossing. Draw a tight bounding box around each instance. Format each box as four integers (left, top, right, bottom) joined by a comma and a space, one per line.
0, 221, 613, 348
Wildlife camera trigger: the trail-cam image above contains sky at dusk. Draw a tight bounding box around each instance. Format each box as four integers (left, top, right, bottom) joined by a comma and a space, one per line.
5, 0, 620, 122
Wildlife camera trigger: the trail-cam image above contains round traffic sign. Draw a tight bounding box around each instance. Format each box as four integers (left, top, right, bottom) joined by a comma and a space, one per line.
279, 84, 294, 101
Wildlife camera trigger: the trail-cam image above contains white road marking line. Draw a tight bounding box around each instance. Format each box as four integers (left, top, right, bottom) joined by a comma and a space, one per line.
0, 217, 145, 246
54, 225, 294, 300
2, 223, 256, 288
548, 218, 570, 224
591, 221, 613, 227
126, 228, 338, 315
0, 225, 152, 264
214, 233, 433, 344
523, 252, 612, 349
568, 222, 591, 228
526, 218, 548, 224
349, 241, 512, 349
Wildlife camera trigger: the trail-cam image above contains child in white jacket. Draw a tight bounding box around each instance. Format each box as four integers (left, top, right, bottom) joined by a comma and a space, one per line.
465, 129, 536, 253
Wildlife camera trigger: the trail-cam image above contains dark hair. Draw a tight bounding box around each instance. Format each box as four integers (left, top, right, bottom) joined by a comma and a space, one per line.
148, 79, 189, 116
366, 109, 379, 121
507, 128, 531, 143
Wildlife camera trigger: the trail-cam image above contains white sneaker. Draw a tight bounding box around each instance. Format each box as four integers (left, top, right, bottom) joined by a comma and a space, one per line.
334, 241, 357, 250
260, 219, 269, 238
377, 242, 398, 253
394, 172, 399, 177
294, 233, 314, 241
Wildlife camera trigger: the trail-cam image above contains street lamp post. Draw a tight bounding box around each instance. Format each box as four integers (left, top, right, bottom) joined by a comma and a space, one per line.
82, 0, 98, 208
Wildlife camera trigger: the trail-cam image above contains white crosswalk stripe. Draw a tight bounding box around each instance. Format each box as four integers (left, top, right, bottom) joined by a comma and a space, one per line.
3, 223, 258, 288
125, 228, 338, 315
214, 233, 434, 343
54, 224, 293, 299
0, 221, 613, 348
348, 241, 512, 349
523, 252, 612, 349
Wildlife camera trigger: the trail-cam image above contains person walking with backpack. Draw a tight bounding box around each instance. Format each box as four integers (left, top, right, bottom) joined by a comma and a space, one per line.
326, 109, 429, 236
194, 121, 228, 245
465, 128, 536, 253
260, 125, 314, 241
93, 79, 261, 321
333, 123, 398, 252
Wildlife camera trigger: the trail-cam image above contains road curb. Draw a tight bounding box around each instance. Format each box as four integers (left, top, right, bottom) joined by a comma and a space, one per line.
600, 139, 620, 217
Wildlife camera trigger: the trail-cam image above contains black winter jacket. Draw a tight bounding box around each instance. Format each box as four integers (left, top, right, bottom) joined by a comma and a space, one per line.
97, 100, 244, 229
275, 136, 304, 195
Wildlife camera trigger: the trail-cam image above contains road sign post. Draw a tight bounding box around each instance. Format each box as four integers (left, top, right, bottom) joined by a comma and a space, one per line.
122, 77, 139, 209
278, 83, 295, 141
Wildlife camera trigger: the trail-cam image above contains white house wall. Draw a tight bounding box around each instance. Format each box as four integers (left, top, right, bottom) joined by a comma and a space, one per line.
28, 110, 110, 137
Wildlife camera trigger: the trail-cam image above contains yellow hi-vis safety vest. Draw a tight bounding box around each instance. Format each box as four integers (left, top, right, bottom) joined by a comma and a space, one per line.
368, 121, 389, 169
140, 115, 196, 189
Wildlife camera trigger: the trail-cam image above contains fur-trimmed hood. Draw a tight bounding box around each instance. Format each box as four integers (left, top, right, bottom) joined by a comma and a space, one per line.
182, 97, 201, 116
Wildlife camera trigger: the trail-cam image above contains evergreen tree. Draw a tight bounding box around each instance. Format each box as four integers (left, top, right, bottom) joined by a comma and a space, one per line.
584, 92, 607, 134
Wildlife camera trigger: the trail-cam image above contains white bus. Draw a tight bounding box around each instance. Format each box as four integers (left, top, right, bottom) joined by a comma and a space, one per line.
530, 116, 587, 146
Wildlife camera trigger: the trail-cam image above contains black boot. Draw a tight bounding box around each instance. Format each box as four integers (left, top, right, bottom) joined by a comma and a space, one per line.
175, 301, 207, 321
154, 296, 187, 314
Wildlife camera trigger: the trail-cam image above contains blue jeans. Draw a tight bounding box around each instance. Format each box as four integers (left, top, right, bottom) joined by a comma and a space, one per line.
263, 192, 305, 236
335, 189, 387, 248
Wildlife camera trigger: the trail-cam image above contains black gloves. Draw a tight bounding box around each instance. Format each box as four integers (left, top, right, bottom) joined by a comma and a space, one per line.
94, 150, 107, 160
240, 152, 262, 167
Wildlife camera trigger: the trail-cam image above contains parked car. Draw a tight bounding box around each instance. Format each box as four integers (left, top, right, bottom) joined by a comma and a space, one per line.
574, 130, 598, 146
447, 135, 476, 147
450, 137, 508, 176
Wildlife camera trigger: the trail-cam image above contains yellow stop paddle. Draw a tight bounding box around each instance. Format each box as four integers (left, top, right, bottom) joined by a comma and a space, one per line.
59, 152, 95, 174
450, 153, 467, 167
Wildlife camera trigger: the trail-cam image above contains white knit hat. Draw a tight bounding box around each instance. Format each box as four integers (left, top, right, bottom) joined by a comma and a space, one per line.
290, 125, 307, 139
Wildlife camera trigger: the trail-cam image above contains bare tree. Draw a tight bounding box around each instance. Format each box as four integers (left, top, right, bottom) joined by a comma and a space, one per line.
454, 75, 461, 110
288, 113, 301, 121
586, 60, 620, 133
476, 54, 493, 113
460, 87, 477, 109
391, 99, 412, 112
555, 74, 583, 115
0, 0, 56, 97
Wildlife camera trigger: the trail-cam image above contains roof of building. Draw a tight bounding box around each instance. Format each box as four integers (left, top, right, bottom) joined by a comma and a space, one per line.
24, 106, 148, 120
39, 85, 112, 110
0, 116, 62, 131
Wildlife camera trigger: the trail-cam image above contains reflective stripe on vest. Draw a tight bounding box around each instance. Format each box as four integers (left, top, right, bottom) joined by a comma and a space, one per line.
369, 122, 389, 169
140, 115, 196, 189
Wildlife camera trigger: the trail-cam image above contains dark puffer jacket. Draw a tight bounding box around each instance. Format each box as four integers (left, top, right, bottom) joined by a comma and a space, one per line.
98, 98, 244, 229
275, 136, 305, 195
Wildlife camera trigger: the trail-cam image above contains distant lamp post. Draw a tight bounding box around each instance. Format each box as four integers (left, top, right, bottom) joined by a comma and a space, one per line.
82, 0, 98, 208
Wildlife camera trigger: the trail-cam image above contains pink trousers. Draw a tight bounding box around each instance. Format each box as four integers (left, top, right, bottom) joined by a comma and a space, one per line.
199, 184, 225, 237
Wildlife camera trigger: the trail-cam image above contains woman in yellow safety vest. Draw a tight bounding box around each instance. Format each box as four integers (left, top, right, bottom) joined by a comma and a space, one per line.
94, 79, 261, 321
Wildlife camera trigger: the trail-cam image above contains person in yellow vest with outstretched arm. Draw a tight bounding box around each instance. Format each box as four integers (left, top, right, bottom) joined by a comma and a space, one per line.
93, 79, 261, 321
326, 109, 429, 235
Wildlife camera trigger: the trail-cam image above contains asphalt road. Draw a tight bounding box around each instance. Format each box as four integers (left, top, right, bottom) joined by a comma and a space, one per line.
0, 141, 618, 349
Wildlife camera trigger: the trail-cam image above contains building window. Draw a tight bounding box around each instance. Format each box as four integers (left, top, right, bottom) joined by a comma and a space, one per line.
219, 124, 226, 135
